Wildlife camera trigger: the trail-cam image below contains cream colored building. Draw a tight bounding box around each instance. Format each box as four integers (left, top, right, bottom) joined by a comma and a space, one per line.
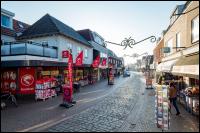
156, 1, 199, 86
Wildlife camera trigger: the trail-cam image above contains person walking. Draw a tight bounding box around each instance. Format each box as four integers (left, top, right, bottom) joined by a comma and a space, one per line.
169, 82, 180, 115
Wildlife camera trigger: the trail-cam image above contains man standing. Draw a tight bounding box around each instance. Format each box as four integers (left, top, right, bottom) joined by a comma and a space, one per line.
169, 82, 180, 115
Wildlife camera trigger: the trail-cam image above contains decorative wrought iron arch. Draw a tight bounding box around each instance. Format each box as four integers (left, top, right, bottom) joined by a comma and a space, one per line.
105, 36, 156, 49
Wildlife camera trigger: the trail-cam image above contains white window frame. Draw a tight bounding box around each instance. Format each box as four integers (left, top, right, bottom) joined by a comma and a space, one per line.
192, 15, 199, 43
176, 32, 181, 49
165, 38, 173, 56
84, 49, 88, 58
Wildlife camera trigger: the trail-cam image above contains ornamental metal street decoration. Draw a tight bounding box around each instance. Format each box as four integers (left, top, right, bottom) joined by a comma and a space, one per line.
105, 36, 156, 49
124, 52, 148, 58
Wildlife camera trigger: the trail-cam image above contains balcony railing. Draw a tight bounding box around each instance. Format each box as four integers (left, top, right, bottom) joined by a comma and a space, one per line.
1, 41, 58, 58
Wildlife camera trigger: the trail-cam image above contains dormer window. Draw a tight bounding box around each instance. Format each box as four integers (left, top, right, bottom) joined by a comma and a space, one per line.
18, 23, 24, 28
1, 14, 12, 29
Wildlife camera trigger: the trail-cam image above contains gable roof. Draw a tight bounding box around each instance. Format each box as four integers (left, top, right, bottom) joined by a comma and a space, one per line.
77, 29, 94, 41
18, 14, 91, 47
77, 29, 108, 53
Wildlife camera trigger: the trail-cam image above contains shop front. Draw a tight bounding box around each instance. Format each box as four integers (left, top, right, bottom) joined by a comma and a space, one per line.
1, 60, 67, 100
171, 53, 199, 116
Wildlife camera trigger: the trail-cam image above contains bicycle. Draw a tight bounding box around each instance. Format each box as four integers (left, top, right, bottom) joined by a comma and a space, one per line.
1, 92, 18, 109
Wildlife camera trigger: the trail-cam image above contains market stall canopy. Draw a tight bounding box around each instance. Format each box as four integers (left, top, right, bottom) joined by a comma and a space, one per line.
172, 54, 199, 79
156, 59, 177, 72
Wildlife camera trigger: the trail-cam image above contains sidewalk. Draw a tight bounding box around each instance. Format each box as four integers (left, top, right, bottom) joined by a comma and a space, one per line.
120, 73, 199, 132
166, 102, 199, 132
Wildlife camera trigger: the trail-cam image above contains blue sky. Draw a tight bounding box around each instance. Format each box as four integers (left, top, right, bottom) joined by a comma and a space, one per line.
1, 1, 185, 65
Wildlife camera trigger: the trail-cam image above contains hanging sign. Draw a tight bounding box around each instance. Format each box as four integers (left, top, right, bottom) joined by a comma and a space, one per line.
62, 50, 69, 58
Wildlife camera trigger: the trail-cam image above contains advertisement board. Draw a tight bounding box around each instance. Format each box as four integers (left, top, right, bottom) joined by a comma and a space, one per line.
19, 67, 35, 94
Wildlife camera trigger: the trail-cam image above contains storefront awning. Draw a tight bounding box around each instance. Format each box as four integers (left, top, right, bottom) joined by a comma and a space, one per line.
156, 59, 177, 72
172, 54, 199, 79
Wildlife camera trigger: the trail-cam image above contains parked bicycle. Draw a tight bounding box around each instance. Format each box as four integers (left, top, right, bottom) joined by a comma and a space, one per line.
1, 92, 18, 109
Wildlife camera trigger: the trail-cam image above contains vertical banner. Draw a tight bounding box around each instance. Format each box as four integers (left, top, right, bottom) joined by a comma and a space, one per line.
68, 52, 73, 92
75, 51, 83, 66
101, 58, 107, 66
19, 67, 35, 94
92, 55, 100, 68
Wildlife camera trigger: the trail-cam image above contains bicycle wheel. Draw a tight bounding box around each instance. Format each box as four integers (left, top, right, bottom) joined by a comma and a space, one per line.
11, 95, 18, 107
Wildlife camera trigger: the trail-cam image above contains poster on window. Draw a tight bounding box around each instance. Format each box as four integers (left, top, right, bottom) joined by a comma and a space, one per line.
1, 70, 17, 94
19, 67, 35, 94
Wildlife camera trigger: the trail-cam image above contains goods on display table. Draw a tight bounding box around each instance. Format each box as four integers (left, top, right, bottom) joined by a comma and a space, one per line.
178, 86, 199, 116
155, 84, 170, 131
35, 78, 57, 101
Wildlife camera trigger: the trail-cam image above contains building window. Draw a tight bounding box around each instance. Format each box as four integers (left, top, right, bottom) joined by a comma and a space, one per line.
1, 14, 12, 29
165, 38, 173, 56
84, 49, 88, 58
176, 32, 181, 50
192, 15, 199, 43
77, 46, 81, 55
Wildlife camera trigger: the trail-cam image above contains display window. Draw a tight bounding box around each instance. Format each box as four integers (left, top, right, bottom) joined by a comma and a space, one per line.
1, 69, 17, 94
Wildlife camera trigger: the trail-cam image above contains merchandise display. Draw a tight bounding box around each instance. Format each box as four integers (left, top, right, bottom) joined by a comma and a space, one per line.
178, 86, 199, 116
155, 84, 170, 131
35, 78, 57, 101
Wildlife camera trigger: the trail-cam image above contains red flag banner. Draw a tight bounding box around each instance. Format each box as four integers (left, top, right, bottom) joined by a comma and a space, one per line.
68, 52, 73, 90
75, 51, 83, 66
101, 58, 107, 66
92, 55, 100, 68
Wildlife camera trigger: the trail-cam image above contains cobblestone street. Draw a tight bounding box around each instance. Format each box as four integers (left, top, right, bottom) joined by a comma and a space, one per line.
47, 72, 141, 132
1, 72, 199, 132
47, 72, 199, 132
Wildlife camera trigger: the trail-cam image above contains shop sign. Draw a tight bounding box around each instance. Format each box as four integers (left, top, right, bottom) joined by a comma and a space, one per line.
162, 47, 170, 53
62, 50, 69, 58
51, 70, 59, 76
41, 71, 50, 75
19, 67, 35, 94
75, 51, 83, 66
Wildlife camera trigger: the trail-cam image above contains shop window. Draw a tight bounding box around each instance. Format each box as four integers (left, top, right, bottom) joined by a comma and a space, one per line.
77, 46, 81, 55
165, 38, 173, 56
192, 15, 199, 43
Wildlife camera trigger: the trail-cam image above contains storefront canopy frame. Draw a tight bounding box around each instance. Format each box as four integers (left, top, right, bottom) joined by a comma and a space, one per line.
156, 59, 177, 73
172, 54, 199, 79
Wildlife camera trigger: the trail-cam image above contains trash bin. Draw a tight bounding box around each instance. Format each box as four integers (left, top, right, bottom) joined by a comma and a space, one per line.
73, 82, 81, 92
